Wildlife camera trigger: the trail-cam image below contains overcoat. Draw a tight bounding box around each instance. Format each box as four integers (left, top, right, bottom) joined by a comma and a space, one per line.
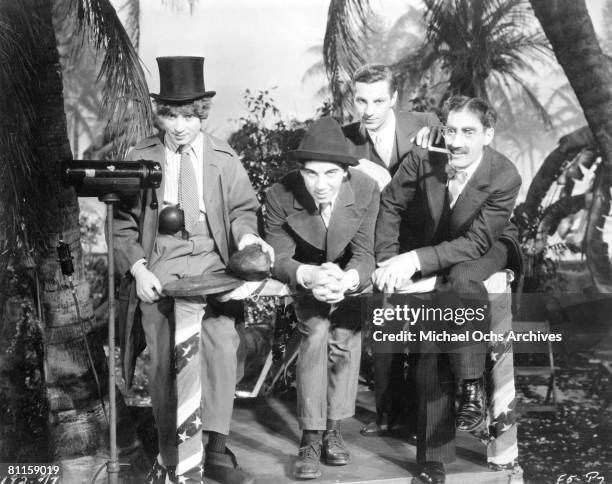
113, 133, 259, 386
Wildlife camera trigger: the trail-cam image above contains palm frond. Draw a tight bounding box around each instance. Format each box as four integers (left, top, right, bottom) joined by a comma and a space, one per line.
117, 0, 140, 51
506, 72, 554, 129
323, 0, 373, 117
0, 2, 59, 257
72, 0, 153, 157
301, 59, 327, 86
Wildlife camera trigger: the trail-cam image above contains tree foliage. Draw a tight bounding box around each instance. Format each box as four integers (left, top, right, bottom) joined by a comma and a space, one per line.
530, 0, 612, 292
0, 0, 153, 467
323, 0, 552, 124
228, 89, 310, 201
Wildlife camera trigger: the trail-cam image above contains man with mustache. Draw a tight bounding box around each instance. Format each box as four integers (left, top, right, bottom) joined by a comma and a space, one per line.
342, 63, 440, 438
373, 95, 522, 483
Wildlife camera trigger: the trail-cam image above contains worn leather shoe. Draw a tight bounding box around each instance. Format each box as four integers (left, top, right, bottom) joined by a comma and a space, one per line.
360, 421, 388, 436
456, 377, 486, 431
294, 442, 322, 479
322, 429, 350, 465
204, 447, 255, 484
360, 410, 403, 436
412, 461, 445, 484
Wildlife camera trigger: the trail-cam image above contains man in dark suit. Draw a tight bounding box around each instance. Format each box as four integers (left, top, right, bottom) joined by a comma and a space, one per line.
373, 95, 522, 483
342, 64, 440, 436
264, 117, 379, 480
113, 56, 272, 484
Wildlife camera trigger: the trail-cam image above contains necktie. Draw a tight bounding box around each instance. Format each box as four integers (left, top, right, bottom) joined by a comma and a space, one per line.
372, 133, 391, 166
319, 202, 331, 228
445, 163, 469, 183
178, 145, 199, 233
445, 164, 468, 207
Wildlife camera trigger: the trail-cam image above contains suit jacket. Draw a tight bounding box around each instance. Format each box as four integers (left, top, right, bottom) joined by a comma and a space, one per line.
343, 110, 440, 176
264, 169, 380, 291
375, 145, 522, 278
344, 110, 440, 254
113, 132, 259, 385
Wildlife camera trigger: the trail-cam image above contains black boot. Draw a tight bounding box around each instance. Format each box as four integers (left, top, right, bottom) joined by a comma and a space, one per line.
456, 377, 486, 431
294, 441, 322, 479
322, 429, 350, 465
413, 461, 445, 484
204, 447, 255, 484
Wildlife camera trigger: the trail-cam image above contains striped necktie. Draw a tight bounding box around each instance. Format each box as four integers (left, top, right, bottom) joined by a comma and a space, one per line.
178, 145, 199, 233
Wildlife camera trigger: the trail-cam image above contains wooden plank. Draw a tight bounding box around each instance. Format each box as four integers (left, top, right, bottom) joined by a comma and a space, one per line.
514, 366, 556, 376
228, 395, 519, 484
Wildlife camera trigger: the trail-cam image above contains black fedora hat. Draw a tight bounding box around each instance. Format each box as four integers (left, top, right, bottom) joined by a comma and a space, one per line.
288, 117, 358, 166
151, 56, 216, 102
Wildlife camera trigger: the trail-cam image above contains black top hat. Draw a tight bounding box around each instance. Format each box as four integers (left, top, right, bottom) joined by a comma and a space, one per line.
151, 56, 216, 102
288, 117, 358, 166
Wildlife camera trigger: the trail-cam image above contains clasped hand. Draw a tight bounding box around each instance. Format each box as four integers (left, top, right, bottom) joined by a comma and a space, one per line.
371, 252, 418, 293
308, 263, 350, 304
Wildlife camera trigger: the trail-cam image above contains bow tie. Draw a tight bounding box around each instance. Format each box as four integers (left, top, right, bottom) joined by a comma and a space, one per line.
445, 164, 468, 184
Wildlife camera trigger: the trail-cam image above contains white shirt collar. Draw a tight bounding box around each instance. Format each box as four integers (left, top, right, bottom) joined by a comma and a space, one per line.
164, 131, 203, 156
449, 153, 483, 184
316, 192, 339, 212
367, 109, 396, 142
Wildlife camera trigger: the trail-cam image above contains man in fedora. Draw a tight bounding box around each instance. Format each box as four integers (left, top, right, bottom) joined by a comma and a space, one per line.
113, 56, 272, 484
264, 117, 380, 480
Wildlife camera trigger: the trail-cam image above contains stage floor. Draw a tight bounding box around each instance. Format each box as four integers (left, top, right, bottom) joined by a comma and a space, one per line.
229, 392, 522, 484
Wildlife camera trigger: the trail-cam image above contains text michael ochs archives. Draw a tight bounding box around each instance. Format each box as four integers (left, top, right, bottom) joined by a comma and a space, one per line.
370, 304, 564, 344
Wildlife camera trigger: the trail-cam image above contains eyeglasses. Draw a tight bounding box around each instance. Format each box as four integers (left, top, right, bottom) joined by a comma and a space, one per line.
440, 126, 479, 140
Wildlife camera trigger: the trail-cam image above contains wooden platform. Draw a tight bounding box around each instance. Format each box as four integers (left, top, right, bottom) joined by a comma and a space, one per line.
229, 392, 523, 484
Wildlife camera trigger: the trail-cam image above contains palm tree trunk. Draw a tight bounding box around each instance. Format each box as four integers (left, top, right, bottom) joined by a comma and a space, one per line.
530, 0, 612, 292
32, 0, 140, 468
34, 0, 109, 456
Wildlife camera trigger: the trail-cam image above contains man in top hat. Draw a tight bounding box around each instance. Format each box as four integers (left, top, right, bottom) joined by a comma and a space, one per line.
113, 56, 272, 484
373, 95, 522, 483
264, 117, 380, 480
343, 63, 441, 437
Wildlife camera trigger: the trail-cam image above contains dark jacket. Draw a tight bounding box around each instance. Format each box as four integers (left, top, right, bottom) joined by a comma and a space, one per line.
342, 110, 441, 176
264, 169, 379, 291
344, 110, 441, 252
375, 145, 523, 279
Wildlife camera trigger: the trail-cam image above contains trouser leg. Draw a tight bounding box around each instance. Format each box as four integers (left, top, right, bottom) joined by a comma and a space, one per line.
296, 309, 330, 431
416, 353, 456, 464
140, 297, 177, 466
327, 325, 361, 421
199, 298, 243, 435
373, 352, 406, 418
446, 241, 508, 379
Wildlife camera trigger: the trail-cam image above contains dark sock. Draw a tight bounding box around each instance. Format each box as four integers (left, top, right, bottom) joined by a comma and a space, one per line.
207, 432, 228, 453
300, 430, 321, 446
326, 419, 340, 431
376, 412, 390, 426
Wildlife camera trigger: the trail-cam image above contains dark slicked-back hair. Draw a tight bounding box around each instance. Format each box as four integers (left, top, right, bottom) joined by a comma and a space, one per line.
352, 64, 397, 96
153, 97, 212, 120
442, 95, 497, 128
